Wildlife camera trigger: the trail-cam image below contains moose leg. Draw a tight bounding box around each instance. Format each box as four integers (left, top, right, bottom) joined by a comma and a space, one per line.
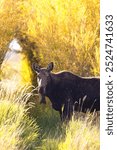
40, 94, 46, 104
59, 110, 63, 121
62, 99, 73, 121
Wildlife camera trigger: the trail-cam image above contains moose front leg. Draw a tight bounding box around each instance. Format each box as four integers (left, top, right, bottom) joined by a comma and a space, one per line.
40, 94, 46, 104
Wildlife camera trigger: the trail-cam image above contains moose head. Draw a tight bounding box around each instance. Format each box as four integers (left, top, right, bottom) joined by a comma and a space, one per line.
32, 62, 54, 104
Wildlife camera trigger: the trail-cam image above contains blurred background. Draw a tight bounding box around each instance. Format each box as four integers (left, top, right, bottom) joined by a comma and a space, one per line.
0, 0, 100, 88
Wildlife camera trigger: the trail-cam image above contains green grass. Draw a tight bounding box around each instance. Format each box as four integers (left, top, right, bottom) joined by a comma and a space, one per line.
30, 102, 65, 149
30, 96, 100, 150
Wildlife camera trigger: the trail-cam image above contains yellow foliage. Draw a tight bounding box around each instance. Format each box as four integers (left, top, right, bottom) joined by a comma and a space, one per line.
20, 54, 32, 84
0, 0, 100, 77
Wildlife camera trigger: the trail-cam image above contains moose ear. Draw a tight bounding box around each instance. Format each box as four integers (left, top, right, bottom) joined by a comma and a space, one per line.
32, 63, 40, 73
47, 62, 54, 72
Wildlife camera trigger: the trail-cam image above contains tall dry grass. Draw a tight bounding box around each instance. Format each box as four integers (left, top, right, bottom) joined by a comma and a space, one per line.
0, 83, 40, 150
59, 113, 100, 150
37, 111, 100, 150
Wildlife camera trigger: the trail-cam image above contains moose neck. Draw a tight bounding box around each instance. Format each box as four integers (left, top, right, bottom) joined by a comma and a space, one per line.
45, 73, 60, 96
50, 73, 61, 85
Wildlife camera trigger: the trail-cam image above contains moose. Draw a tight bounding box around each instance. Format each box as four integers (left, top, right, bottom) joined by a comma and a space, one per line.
32, 62, 100, 121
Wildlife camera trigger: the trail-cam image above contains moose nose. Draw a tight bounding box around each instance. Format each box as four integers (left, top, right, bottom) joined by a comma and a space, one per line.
38, 87, 46, 95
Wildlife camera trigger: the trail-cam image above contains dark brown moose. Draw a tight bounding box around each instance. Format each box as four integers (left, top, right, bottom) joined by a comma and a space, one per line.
32, 62, 100, 121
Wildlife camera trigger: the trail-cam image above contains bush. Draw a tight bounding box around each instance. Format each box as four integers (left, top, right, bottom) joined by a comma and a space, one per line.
0, 0, 99, 76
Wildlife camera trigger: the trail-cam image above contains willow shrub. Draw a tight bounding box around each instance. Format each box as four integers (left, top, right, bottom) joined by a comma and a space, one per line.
0, 0, 99, 76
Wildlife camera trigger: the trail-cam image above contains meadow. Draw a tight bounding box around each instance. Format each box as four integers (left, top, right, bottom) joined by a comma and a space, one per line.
0, 0, 100, 149
0, 84, 100, 150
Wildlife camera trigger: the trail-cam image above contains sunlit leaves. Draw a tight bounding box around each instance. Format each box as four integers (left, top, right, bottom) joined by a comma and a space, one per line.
0, 0, 100, 77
